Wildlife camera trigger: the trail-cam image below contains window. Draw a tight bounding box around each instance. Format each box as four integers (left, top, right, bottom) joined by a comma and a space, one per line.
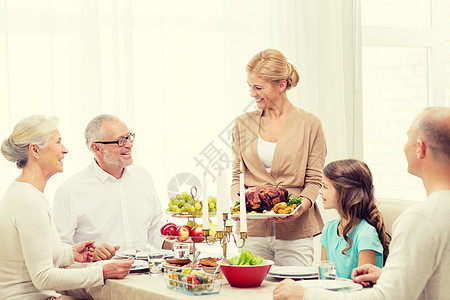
361, 0, 449, 201
361, 0, 431, 28
362, 47, 428, 201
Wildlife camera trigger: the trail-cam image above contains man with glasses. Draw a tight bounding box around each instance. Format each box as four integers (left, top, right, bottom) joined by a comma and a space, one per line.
53, 114, 170, 261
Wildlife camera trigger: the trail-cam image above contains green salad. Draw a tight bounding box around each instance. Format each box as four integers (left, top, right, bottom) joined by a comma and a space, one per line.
228, 250, 266, 266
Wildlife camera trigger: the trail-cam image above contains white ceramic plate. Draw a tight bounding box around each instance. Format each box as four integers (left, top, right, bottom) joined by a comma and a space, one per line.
130, 259, 149, 272
89, 259, 148, 272
298, 279, 362, 292
115, 249, 149, 259
268, 274, 319, 280
115, 249, 173, 259
269, 266, 317, 276
231, 204, 302, 220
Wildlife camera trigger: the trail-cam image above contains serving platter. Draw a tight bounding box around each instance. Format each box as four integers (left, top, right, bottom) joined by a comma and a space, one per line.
230, 203, 302, 220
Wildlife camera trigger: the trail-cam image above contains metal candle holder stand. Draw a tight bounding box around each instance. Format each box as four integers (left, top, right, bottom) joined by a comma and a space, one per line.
174, 186, 246, 259
202, 213, 247, 258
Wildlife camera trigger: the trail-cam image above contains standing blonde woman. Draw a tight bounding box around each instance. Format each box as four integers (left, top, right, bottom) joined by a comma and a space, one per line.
0, 115, 133, 299
231, 49, 327, 266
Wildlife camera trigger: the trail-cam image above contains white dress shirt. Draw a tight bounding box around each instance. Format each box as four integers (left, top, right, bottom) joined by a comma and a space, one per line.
52, 161, 164, 250
0, 182, 103, 300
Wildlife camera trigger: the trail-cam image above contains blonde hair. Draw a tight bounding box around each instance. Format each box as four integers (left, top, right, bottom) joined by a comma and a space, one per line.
246, 49, 300, 90
1, 115, 59, 168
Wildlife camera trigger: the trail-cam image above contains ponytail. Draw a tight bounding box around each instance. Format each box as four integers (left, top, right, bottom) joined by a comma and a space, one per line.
366, 205, 391, 265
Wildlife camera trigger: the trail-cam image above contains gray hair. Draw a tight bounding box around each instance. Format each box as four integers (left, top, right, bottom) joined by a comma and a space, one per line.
1, 115, 59, 169
85, 114, 121, 153
414, 107, 450, 163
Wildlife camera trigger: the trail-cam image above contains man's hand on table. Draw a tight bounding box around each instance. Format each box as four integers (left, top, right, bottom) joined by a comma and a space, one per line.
93, 243, 120, 261
102, 257, 134, 280
351, 263, 381, 287
273, 279, 305, 300
73, 240, 96, 263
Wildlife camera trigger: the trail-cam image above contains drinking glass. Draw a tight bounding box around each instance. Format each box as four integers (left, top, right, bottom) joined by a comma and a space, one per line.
174, 243, 190, 259
148, 252, 164, 276
318, 261, 336, 280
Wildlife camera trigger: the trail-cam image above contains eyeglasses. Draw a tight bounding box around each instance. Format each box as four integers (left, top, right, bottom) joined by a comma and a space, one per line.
95, 133, 135, 147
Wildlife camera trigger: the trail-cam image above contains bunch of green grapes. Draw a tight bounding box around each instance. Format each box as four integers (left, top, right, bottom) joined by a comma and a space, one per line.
166, 192, 217, 214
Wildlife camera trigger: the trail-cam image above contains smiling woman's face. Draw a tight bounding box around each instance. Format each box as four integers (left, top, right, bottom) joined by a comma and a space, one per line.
39, 130, 68, 176
247, 73, 281, 111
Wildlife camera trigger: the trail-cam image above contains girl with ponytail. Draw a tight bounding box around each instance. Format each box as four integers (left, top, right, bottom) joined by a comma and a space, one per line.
319, 159, 390, 279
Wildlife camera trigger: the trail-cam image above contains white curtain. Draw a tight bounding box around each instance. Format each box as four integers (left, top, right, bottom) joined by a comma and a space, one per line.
0, 0, 360, 207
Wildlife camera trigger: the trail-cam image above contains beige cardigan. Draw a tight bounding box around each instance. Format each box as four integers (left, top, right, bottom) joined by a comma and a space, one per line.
231, 105, 326, 240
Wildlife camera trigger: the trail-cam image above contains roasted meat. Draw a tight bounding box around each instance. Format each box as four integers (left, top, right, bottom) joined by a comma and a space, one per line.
245, 186, 289, 212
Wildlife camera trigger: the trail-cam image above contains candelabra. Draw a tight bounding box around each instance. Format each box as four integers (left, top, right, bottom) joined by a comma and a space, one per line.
202, 213, 247, 258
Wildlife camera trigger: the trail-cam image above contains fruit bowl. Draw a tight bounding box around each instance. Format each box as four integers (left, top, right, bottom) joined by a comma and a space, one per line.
220, 260, 274, 288
165, 211, 216, 217
161, 235, 206, 243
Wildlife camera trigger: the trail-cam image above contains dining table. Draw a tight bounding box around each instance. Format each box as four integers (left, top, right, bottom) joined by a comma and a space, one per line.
70, 258, 361, 299
86, 272, 279, 300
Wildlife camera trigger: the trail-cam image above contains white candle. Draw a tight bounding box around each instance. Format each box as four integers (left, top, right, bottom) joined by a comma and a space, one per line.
240, 161, 247, 232
223, 177, 232, 227
202, 172, 209, 230
216, 163, 224, 232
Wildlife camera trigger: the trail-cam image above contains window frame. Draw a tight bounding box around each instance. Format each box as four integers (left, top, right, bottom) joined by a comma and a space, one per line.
358, 0, 449, 201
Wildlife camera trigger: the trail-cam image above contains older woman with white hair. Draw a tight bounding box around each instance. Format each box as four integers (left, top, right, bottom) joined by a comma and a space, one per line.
0, 115, 134, 300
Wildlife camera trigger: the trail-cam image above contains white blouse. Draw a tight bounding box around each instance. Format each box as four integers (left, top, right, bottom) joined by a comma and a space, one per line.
257, 135, 277, 173
0, 182, 103, 299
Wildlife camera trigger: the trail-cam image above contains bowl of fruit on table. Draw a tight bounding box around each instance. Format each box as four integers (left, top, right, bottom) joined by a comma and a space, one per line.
166, 192, 217, 216
160, 221, 218, 243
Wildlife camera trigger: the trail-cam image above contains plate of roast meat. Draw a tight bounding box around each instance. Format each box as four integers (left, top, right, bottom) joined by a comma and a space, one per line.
231, 186, 303, 219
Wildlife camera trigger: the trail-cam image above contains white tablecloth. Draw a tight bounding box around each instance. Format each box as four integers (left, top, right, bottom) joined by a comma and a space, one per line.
88, 273, 277, 300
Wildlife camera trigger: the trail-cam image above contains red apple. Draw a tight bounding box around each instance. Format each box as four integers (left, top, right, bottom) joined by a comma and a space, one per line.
179, 225, 191, 235
162, 224, 177, 240
160, 222, 176, 235
190, 226, 205, 242
176, 226, 190, 242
